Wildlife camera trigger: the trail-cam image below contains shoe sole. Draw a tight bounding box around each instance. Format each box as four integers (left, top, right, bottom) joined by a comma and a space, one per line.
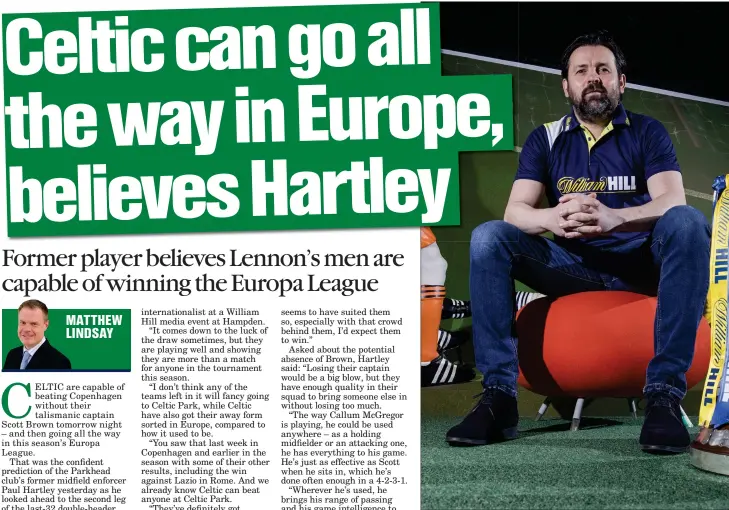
446, 426, 518, 446
640, 443, 689, 454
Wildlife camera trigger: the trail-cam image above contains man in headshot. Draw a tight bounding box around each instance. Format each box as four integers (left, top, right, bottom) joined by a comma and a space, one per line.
446, 31, 710, 453
4, 299, 71, 370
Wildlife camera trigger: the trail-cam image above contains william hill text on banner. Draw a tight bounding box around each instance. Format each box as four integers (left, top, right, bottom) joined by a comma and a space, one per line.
700, 175, 729, 428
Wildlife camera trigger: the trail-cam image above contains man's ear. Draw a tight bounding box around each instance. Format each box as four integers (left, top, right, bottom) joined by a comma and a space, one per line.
562, 78, 569, 98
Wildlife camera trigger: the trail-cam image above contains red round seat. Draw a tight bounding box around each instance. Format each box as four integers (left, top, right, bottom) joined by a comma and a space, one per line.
515, 291, 711, 398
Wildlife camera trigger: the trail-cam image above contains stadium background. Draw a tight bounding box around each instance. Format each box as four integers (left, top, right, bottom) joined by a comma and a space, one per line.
422, 3, 729, 508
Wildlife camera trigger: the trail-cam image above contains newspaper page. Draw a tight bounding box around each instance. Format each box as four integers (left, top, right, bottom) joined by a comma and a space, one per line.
0, 2, 515, 510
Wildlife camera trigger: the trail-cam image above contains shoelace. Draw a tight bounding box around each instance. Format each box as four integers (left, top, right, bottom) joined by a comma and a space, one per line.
467, 389, 496, 413
643, 395, 684, 424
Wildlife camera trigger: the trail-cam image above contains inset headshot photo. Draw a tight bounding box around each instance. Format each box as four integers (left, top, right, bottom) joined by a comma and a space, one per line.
2, 299, 131, 372
3, 299, 71, 370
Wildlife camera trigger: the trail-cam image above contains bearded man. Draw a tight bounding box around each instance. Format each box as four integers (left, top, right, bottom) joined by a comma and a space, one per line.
445, 31, 711, 454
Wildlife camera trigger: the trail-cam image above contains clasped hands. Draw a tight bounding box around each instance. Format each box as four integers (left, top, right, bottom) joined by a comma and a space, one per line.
552, 193, 624, 239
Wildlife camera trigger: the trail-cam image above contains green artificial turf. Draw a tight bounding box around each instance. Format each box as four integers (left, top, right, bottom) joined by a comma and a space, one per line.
421, 414, 729, 510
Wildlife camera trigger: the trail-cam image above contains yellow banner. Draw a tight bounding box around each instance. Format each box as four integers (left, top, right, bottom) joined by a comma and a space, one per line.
699, 176, 729, 427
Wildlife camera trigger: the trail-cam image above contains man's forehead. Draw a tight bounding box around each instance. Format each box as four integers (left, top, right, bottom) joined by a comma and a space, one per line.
570, 45, 616, 66
19, 308, 45, 320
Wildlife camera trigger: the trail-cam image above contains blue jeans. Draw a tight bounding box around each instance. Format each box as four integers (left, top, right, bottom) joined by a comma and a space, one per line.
469, 205, 711, 400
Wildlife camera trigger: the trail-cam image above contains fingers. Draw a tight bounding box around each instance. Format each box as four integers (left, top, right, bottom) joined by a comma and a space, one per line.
556, 193, 602, 238
558, 193, 601, 210
576, 225, 602, 234
560, 219, 588, 229
581, 197, 601, 209
558, 202, 597, 218
559, 192, 595, 203
563, 212, 595, 223
564, 225, 603, 239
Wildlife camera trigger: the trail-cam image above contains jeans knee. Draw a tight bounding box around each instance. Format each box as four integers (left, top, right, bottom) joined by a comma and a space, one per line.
660, 205, 708, 229
470, 220, 518, 262
656, 205, 710, 250
471, 220, 516, 245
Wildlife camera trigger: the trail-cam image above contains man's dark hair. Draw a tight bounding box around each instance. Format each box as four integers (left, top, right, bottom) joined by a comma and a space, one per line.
560, 30, 627, 79
19, 299, 49, 320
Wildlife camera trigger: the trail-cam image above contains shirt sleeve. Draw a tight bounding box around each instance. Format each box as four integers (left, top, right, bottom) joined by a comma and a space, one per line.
643, 119, 680, 179
514, 126, 549, 184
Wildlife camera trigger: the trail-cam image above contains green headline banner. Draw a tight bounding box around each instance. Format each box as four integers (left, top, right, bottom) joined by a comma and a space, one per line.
2, 4, 514, 237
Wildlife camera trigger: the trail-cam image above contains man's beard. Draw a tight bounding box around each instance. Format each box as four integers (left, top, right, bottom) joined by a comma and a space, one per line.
569, 82, 620, 122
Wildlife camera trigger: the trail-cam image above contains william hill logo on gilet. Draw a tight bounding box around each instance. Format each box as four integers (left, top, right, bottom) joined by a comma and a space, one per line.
557, 176, 637, 194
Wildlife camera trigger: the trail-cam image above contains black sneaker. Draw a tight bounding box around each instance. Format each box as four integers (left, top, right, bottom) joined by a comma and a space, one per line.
639, 392, 690, 454
421, 356, 475, 387
437, 327, 471, 353
446, 388, 519, 446
442, 298, 471, 319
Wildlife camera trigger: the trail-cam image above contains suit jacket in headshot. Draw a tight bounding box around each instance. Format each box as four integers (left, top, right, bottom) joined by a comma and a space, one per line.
3, 339, 72, 370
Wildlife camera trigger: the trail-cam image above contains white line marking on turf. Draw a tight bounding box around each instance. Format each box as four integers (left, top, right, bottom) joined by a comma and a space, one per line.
685, 189, 713, 201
